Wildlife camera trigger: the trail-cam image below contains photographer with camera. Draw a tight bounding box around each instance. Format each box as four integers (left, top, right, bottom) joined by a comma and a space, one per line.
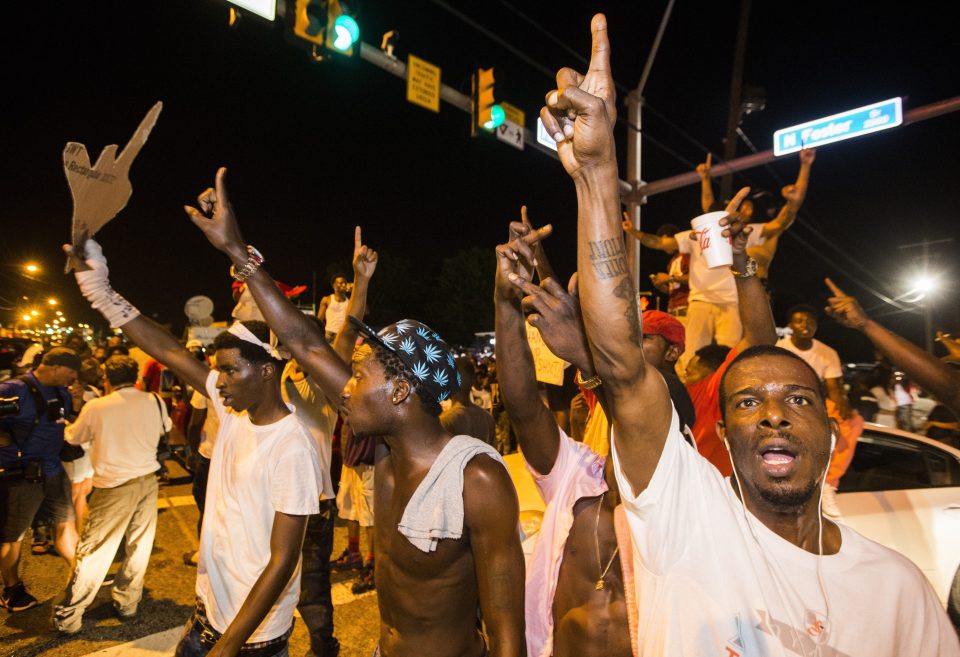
0, 348, 82, 611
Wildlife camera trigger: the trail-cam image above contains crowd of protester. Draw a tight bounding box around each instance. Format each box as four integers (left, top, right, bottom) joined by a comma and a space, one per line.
2, 12, 960, 657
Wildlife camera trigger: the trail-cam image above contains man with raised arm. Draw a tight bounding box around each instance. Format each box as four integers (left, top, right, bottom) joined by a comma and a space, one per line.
541, 14, 958, 655
696, 148, 816, 282
825, 278, 960, 419
494, 218, 633, 657
64, 241, 322, 657
282, 233, 378, 657
183, 169, 525, 657
625, 148, 815, 375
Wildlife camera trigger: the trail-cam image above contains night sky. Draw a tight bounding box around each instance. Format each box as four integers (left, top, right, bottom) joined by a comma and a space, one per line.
2, 1, 957, 361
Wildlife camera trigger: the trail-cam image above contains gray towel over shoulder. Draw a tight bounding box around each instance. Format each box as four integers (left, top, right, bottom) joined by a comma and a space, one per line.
397, 434, 506, 552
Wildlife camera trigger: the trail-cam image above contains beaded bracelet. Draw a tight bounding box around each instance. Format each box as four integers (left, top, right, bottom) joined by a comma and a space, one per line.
229, 245, 265, 283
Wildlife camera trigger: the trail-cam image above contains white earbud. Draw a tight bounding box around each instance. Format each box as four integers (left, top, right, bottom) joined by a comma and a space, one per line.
829, 432, 836, 454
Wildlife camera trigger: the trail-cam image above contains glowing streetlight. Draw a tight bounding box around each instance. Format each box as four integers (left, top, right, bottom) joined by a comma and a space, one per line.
47, 297, 58, 306
30, 309, 39, 317
912, 275, 938, 295
55, 310, 62, 316
24, 264, 39, 274
21, 314, 31, 321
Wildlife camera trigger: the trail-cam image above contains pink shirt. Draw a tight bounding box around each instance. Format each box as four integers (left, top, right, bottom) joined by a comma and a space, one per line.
525, 431, 609, 657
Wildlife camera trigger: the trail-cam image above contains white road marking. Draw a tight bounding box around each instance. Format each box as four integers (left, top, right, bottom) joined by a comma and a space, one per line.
156, 495, 196, 509
79, 626, 182, 656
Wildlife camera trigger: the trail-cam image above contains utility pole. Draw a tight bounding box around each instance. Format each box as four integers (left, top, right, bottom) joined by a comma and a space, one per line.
720, 0, 752, 202
898, 237, 953, 352
627, 0, 675, 289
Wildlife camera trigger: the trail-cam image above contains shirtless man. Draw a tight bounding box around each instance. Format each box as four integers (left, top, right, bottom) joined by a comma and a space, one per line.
184, 169, 525, 657
494, 220, 631, 657
541, 14, 959, 655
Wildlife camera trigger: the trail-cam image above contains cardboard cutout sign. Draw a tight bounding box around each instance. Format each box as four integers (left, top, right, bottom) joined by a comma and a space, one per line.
64, 101, 162, 270
525, 322, 569, 386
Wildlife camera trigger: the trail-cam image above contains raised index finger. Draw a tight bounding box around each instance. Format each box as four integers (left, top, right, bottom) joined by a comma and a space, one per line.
824, 277, 845, 297
215, 167, 230, 207
354, 226, 362, 253
588, 14, 611, 77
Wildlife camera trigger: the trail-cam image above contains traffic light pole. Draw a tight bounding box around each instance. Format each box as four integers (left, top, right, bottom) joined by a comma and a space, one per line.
628, 95, 960, 202
356, 41, 633, 194
627, 0, 676, 290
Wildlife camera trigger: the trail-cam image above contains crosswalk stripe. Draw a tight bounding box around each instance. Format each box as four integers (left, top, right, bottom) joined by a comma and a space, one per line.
79, 626, 183, 656
156, 495, 197, 509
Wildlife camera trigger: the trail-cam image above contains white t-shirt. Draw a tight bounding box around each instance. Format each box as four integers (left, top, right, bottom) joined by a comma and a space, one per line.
775, 337, 843, 381
324, 296, 349, 334
676, 226, 765, 304
189, 390, 221, 459
281, 361, 336, 500
65, 387, 171, 489
197, 371, 322, 642
610, 410, 959, 656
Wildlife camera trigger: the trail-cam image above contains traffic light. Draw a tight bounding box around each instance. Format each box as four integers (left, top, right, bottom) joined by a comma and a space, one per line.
291, 0, 359, 56
474, 67, 504, 134
293, 0, 328, 46
329, 6, 359, 53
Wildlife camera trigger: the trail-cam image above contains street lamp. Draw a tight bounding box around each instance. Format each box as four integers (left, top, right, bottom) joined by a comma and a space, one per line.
21, 314, 31, 322
24, 264, 39, 274
47, 297, 58, 306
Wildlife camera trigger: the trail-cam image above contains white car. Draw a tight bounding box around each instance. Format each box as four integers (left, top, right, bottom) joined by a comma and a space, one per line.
835, 422, 960, 608
504, 423, 960, 610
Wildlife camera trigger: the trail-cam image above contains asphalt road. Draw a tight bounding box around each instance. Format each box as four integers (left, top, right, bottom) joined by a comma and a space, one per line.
1, 460, 380, 657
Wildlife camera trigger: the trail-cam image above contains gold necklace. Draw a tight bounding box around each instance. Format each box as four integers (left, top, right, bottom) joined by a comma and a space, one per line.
594, 492, 620, 591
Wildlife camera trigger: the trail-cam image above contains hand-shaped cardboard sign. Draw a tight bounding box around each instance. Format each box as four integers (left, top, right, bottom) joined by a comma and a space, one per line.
63, 101, 162, 270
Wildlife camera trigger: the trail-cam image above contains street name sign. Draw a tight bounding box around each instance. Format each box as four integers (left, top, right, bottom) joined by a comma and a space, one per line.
773, 97, 902, 156
227, 0, 276, 20
536, 117, 558, 152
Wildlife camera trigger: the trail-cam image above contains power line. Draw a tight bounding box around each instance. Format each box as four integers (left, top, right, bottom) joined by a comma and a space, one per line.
424, 2, 913, 310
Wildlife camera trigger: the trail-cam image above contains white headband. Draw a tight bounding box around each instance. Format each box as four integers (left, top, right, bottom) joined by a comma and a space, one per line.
227, 322, 282, 360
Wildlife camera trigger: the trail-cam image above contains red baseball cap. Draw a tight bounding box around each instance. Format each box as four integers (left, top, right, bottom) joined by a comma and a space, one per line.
642, 310, 685, 354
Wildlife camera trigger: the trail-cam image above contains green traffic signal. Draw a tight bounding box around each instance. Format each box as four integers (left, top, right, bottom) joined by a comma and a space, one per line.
332, 14, 359, 51
483, 104, 505, 130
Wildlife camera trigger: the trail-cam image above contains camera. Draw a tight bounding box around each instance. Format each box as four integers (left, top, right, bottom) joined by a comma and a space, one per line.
0, 397, 20, 418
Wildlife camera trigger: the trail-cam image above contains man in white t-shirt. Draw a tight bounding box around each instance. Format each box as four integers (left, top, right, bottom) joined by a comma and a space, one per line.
53, 355, 171, 634
67, 239, 322, 657
547, 18, 960, 655
281, 358, 340, 657
182, 173, 525, 657
776, 304, 850, 417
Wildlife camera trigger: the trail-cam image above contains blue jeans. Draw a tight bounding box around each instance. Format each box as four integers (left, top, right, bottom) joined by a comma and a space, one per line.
174, 602, 290, 657
298, 499, 339, 656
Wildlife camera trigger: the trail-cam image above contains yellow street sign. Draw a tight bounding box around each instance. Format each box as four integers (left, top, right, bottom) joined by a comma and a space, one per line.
406, 55, 441, 113
500, 102, 525, 128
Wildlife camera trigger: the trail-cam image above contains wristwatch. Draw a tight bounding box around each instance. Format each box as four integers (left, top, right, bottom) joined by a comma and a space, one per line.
730, 257, 758, 279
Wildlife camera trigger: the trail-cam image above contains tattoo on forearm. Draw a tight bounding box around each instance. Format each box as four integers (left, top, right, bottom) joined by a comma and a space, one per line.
613, 276, 641, 344
588, 238, 629, 280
